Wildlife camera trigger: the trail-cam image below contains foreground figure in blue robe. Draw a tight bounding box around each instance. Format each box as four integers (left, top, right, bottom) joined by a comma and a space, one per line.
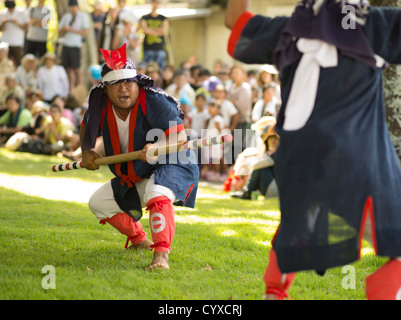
226, 0, 401, 299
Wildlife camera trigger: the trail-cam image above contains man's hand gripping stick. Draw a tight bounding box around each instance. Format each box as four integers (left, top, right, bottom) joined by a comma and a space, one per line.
51, 134, 233, 172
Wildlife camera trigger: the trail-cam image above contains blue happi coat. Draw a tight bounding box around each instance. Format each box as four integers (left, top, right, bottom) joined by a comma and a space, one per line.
229, 7, 401, 273
93, 87, 199, 221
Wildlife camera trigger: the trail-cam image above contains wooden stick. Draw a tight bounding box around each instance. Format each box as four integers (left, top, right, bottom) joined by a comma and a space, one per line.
52, 134, 233, 172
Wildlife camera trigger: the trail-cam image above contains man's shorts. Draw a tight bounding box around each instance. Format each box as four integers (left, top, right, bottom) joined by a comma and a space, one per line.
61, 46, 81, 69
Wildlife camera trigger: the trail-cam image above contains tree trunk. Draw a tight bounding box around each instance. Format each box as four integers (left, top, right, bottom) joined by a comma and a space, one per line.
54, 0, 68, 20
370, 0, 401, 159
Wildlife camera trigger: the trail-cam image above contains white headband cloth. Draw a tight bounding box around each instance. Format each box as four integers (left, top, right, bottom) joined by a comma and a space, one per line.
101, 69, 137, 83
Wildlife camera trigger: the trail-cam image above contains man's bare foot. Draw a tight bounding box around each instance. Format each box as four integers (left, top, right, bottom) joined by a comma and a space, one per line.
145, 251, 170, 271
128, 238, 153, 251
263, 294, 278, 300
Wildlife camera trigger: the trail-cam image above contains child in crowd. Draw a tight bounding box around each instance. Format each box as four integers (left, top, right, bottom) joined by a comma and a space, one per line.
189, 93, 210, 175
189, 93, 209, 139
41, 103, 78, 154
202, 99, 224, 182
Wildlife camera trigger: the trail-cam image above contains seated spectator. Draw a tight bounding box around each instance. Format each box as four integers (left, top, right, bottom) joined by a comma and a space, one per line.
212, 83, 238, 132
214, 62, 232, 91
15, 53, 38, 95
196, 72, 217, 99
24, 88, 45, 112
188, 93, 209, 139
229, 117, 278, 200
161, 64, 175, 90
6, 100, 49, 154
0, 73, 26, 110
50, 95, 74, 125
0, 42, 15, 91
0, 93, 32, 144
179, 94, 192, 130
165, 68, 196, 106
234, 131, 279, 200
37, 52, 69, 103
251, 84, 280, 122
189, 64, 202, 91
41, 103, 78, 155
247, 69, 258, 88
146, 61, 163, 88
188, 93, 210, 175
256, 64, 281, 103
22, 100, 48, 137
212, 83, 239, 172
201, 99, 225, 182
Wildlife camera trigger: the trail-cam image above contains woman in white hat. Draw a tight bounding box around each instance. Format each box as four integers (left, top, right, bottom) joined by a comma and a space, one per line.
37, 52, 69, 103
15, 53, 38, 95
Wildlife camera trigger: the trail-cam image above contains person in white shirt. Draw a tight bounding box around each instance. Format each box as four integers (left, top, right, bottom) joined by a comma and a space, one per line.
188, 93, 210, 175
212, 83, 239, 171
15, 53, 38, 94
0, 0, 29, 66
188, 93, 209, 139
202, 99, 225, 182
58, 0, 89, 90
226, 64, 253, 161
165, 68, 196, 107
251, 84, 280, 123
25, 0, 51, 59
112, 11, 141, 66
37, 52, 69, 103
212, 83, 238, 132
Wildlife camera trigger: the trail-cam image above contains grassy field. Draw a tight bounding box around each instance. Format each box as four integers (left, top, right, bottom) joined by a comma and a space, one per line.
0, 148, 386, 301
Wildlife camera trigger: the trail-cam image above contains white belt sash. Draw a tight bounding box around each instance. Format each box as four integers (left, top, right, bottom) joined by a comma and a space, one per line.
283, 38, 338, 131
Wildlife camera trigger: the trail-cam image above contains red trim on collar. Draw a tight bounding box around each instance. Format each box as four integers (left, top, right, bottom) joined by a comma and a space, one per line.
106, 99, 142, 186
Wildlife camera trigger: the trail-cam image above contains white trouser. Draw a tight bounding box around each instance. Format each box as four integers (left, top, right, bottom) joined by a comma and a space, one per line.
88, 174, 175, 220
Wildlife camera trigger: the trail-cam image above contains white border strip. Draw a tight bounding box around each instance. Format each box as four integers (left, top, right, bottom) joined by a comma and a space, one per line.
102, 69, 137, 83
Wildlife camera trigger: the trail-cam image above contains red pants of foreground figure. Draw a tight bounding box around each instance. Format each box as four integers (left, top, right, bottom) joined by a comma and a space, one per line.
264, 229, 401, 300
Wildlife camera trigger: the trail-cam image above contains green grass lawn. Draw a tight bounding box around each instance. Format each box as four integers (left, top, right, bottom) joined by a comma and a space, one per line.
0, 148, 386, 301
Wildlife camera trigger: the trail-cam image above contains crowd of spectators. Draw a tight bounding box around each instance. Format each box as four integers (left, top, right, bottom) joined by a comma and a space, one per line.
0, 0, 282, 200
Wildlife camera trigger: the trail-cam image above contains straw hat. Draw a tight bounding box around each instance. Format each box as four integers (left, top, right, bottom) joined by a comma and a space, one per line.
71, 84, 89, 106
21, 53, 38, 67
40, 52, 57, 65
0, 42, 9, 52
260, 64, 278, 75
31, 100, 49, 115
251, 116, 276, 132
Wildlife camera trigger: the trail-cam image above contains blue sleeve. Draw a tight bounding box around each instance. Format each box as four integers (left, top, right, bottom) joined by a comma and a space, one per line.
143, 91, 184, 137
233, 15, 290, 65
364, 7, 401, 65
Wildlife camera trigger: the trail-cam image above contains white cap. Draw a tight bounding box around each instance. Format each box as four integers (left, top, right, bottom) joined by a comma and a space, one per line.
260, 64, 278, 75
0, 42, 9, 51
